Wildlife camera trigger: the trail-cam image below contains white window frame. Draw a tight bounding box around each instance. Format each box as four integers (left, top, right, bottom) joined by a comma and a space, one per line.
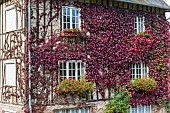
62, 6, 81, 30
59, 60, 84, 81
134, 16, 145, 34
54, 107, 89, 113
131, 63, 149, 79
130, 105, 151, 113
4, 59, 16, 86
5, 5, 17, 32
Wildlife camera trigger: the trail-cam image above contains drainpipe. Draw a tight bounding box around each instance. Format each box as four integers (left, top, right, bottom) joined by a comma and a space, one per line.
28, 0, 32, 112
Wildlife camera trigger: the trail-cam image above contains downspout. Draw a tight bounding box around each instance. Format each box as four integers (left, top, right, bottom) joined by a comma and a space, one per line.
28, 0, 32, 112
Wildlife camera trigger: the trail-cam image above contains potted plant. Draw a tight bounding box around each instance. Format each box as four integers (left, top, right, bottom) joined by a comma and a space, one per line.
60, 28, 86, 37
131, 78, 157, 92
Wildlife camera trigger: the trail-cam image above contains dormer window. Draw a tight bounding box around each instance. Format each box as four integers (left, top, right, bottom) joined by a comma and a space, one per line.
134, 16, 145, 34
62, 6, 81, 30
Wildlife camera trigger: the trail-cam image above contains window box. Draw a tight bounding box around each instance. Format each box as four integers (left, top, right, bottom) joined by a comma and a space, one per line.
131, 78, 157, 92
56, 78, 94, 104
57, 78, 94, 98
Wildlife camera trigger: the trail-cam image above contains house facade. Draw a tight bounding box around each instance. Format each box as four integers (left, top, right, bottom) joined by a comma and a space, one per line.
0, 0, 170, 113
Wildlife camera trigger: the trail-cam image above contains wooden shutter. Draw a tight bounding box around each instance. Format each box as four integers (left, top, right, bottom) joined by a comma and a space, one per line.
5, 63, 16, 86
6, 7, 16, 32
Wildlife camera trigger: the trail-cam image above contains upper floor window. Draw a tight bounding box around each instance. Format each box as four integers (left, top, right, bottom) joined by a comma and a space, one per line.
59, 60, 84, 81
131, 63, 149, 79
62, 6, 80, 30
130, 105, 151, 113
6, 6, 17, 32
134, 16, 145, 34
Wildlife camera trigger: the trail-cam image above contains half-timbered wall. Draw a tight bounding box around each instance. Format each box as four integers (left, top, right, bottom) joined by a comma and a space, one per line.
0, 0, 25, 105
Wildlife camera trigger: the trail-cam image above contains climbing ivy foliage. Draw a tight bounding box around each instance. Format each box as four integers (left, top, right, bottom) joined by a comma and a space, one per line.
28, 1, 170, 112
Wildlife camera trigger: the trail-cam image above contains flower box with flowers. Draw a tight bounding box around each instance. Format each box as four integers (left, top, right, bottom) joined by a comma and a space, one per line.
56, 78, 94, 103
60, 28, 86, 37
131, 78, 157, 93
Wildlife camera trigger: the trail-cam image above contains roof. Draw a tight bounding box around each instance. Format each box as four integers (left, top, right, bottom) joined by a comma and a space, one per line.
117, 0, 170, 10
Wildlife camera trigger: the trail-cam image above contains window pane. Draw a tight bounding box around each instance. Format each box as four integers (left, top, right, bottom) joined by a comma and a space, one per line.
76, 17, 79, 23
72, 10, 75, 16
76, 10, 79, 16
73, 24, 75, 28
67, 23, 70, 29
67, 16, 70, 22
67, 8, 70, 15
72, 17, 75, 23
145, 106, 151, 113
73, 63, 75, 69
63, 16, 66, 22
64, 23, 66, 29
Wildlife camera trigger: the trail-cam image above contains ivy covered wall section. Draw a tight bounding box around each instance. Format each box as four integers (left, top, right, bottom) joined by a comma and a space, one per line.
29, 1, 170, 112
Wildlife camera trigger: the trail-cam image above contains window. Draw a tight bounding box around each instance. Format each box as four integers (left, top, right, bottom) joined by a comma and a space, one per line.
6, 6, 17, 32
131, 63, 149, 79
130, 105, 151, 113
134, 16, 145, 34
59, 60, 84, 81
5, 62, 16, 86
54, 107, 89, 113
62, 6, 80, 29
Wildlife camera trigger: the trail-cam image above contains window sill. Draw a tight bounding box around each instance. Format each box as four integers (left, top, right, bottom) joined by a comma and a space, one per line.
60, 31, 86, 37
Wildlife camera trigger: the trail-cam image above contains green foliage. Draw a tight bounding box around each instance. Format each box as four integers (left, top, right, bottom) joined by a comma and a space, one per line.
138, 32, 151, 38
131, 78, 157, 92
57, 78, 94, 98
167, 103, 170, 112
104, 87, 131, 113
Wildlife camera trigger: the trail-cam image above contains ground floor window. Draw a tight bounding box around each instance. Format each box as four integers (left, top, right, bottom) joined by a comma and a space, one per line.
59, 60, 84, 81
130, 105, 151, 113
54, 107, 89, 113
131, 63, 149, 79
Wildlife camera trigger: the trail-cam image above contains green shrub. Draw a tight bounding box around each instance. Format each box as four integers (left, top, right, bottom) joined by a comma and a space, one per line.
104, 87, 131, 113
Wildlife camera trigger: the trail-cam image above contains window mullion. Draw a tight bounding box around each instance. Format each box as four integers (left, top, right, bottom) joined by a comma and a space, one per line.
70, 8, 72, 29
147, 65, 149, 78
143, 16, 145, 32
137, 17, 139, 34
79, 9, 81, 29
141, 63, 143, 78
135, 64, 136, 79
66, 62, 69, 79
62, 8, 64, 30
75, 62, 78, 80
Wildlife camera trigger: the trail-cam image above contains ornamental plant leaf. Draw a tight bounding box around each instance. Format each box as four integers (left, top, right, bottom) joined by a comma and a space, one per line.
131, 78, 157, 92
